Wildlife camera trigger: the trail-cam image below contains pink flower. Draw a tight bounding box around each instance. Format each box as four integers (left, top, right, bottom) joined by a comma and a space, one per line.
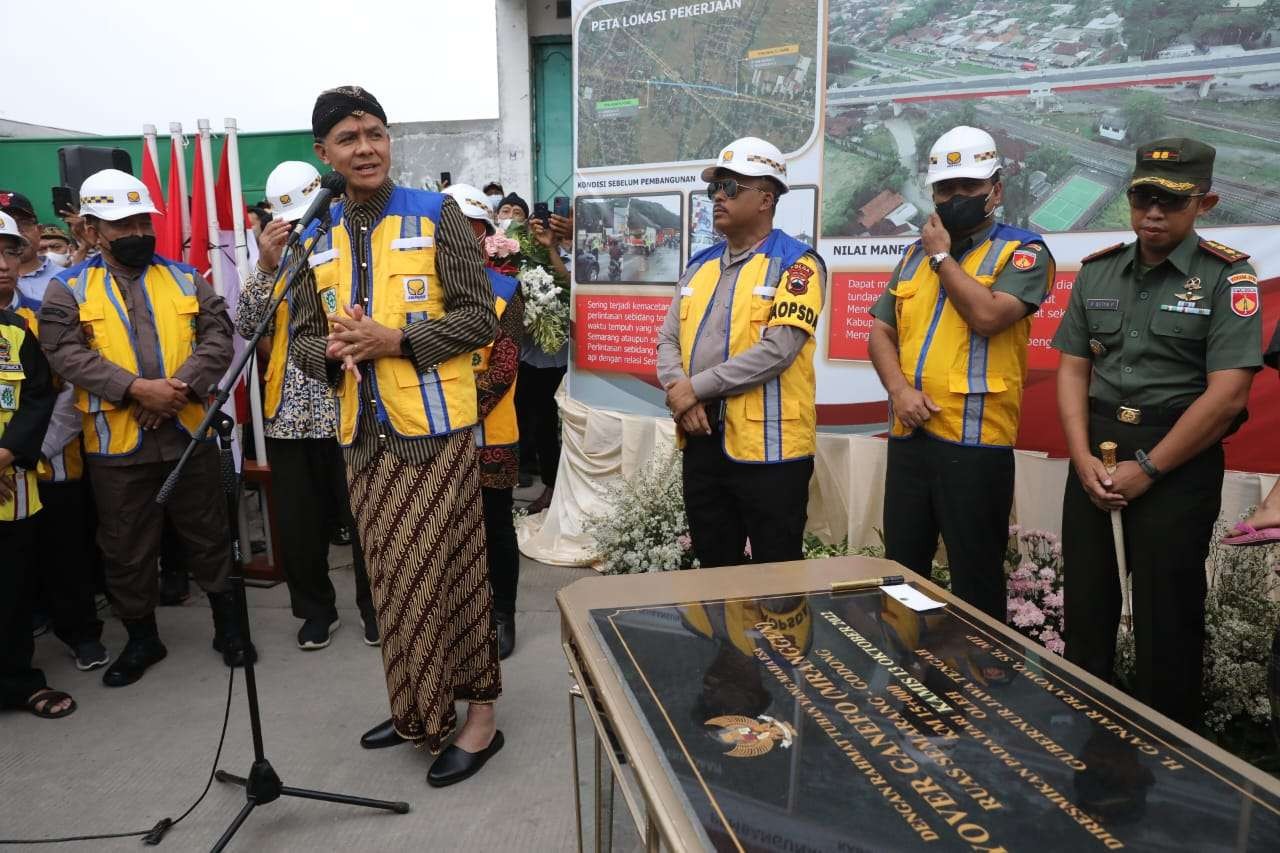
1038, 567, 1056, 581
677, 534, 692, 551
1043, 591, 1064, 610
484, 229, 520, 258
743, 538, 752, 559
1008, 525, 1021, 537
1045, 637, 1066, 655
1011, 600, 1046, 628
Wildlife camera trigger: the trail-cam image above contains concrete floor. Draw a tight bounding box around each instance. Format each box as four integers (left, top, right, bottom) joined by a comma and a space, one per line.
1, 503, 643, 852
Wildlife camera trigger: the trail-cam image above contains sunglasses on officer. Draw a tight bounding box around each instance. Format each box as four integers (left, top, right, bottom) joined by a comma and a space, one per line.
706, 179, 771, 200
1126, 187, 1205, 212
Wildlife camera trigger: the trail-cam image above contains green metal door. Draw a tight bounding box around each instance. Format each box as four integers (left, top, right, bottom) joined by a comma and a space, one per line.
532, 37, 573, 205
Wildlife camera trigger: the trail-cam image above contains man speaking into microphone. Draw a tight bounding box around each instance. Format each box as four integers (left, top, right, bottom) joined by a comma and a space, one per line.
289, 86, 503, 788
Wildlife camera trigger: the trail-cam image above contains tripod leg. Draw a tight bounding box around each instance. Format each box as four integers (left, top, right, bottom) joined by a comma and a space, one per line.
214, 770, 247, 788
210, 801, 256, 853
279, 785, 411, 814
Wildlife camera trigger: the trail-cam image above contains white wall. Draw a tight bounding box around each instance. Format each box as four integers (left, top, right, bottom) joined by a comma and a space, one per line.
494, 0, 535, 202
527, 0, 571, 38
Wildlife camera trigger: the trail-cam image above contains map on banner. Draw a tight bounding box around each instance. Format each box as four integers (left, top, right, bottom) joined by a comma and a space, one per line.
576, 0, 821, 167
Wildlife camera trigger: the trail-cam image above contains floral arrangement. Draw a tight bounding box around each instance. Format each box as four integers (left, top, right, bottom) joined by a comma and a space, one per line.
1115, 514, 1280, 738
584, 451, 699, 574
1003, 526, 1065, 654
483, 222, 570, 355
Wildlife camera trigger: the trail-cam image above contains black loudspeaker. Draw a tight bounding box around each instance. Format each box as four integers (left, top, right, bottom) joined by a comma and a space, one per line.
57, 146, 134, 192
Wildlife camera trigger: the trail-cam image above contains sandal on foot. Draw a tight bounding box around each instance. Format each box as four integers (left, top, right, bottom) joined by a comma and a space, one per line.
1221, 522, 1280, 547
26, 688, 77, 719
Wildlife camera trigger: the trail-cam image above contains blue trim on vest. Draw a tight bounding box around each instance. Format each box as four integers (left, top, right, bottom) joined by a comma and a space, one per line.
484, 268, 519, 304
898, 243, 927, 280
400, 214, 421, 239
992, 223, 1046, 247
686, 229, 825, 278
386, 187, 444, 221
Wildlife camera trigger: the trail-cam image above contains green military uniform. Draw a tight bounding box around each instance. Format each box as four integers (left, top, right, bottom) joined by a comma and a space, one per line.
1052, 138, 1263, 728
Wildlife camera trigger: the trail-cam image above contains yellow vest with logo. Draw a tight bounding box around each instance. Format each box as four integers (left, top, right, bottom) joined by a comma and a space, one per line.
473, 267, 519, 448
309, 188, 477, 446
0, 316, 42, 520
262, 236, 323, 423
889, 224, 1046, 447
58, 257, 207, 457
678, 230, 825, 463
11, 301, 84, 482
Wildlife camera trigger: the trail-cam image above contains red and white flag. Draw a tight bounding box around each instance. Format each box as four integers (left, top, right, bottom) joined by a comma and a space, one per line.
186, 135, 212, 277
163, 138, 186, 263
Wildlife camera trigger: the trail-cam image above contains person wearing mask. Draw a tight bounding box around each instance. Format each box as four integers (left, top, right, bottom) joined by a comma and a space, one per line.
0, 192, 66, 303
482, 182, 505, 212
867, 126, 1054, 621
39, 225, 74, 265
1053, 139, 1261, 727
38, 169, 252, 687
290, 86, 502, 786
237, 160, 378, 650
0, 211, 73, 720
655, 137, 825, 568
0, 226, 105, 672
495, 193, 528, 231
516, 209, 571, 512
445, 183, 525, 658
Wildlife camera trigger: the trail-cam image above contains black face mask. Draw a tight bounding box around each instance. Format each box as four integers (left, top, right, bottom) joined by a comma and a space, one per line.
935, 190, 993, 237
108, 234, 156, 268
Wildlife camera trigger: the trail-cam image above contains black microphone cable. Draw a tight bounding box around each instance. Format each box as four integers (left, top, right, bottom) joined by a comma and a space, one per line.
0, 663, 236, 846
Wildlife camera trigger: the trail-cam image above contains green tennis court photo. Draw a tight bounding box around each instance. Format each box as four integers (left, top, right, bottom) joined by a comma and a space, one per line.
1029, 175, 1108, 232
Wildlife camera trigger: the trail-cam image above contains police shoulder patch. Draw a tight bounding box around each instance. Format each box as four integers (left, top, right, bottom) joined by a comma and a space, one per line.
784, 262, 815, 296
1198, 238, 1250, 265
1080, 243, 1126, 264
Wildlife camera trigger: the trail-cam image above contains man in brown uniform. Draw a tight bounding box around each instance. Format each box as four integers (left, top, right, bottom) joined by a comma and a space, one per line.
39, 169, 251, 687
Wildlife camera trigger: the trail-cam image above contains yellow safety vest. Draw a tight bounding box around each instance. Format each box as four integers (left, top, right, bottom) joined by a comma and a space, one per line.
58, 257, 207, 457
261, 239, 321, 423
678, 230, 825, 463
473, 268, 519, 448
309, 188, 478, 446
10, 300, 84, 482
0, 315, 42, 521
889, 225, 1047, 447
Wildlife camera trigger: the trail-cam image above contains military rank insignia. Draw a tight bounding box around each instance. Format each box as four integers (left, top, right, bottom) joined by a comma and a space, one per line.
1089, 338, 1107, 357
1231, 286, 1259, 318
321, 288, 339, 314
785, 263, 813, 296
1010, 249, 1037, 271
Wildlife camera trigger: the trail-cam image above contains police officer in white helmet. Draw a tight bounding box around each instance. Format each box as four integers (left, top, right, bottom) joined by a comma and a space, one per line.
38, 168, 250, 686
237, 161, 379, 652
867, 126, 1056, 624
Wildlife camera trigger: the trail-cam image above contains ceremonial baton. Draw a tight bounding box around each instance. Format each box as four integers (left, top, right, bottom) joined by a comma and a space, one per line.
1099, 441, 1133, 634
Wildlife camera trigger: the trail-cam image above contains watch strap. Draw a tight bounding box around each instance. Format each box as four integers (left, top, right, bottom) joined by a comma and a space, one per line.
1135, 449, 1161, 480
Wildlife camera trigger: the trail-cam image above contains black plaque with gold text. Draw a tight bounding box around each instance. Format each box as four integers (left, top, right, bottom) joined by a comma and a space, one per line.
590, 588, 1280, 851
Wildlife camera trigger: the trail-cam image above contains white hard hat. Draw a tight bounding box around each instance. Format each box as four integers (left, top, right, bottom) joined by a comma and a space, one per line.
78, 168, 159, 221
265, 161, 322, 223
0, 211, 29, 247
443, 183, 496, 229
926, 126, 1001, 185
701, 136, 789, 192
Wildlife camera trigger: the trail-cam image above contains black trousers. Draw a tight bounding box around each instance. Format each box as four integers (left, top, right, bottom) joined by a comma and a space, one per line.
516, 363, 566, 487
682, 431, 813, 568
1062, 414, 1222, 730
482, 486, 519, 614
34, 479, 102, 647
883, 432, 1014, 621
266, 437, 372, 621
1, 517, 46, 708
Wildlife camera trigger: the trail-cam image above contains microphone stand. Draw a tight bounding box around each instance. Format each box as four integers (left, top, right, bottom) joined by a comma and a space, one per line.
156, 211, 410, 852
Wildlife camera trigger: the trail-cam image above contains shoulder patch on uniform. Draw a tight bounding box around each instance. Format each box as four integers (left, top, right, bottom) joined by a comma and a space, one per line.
1010, 249, 1038, 270
1231, 286, 1259, 317
1081, 242, 1126, 264
1227, 272, 1257, 286
785, 262, 815, 296
1198, 238, 1250, 265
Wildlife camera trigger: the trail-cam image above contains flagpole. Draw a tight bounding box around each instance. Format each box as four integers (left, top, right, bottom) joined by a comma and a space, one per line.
225, 117, 268, 466
197, 119, 225, 297
168, 122, 191, 247
142, 125, 160, 180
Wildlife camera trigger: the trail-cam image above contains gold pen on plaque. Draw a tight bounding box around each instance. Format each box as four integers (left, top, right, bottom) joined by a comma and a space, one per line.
830, 575, 904, 594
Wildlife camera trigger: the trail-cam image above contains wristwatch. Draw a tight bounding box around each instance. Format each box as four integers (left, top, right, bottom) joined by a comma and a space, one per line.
928, 252, 949, 272
1134, 449, 1162, 481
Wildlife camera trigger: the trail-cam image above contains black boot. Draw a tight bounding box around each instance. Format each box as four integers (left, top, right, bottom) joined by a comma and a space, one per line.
102, 614, 167, 687
495, 610, 515, 661
207, 590, 258, 667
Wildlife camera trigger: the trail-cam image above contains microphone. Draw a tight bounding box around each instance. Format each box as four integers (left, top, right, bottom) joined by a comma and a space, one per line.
289, 171, 347, 241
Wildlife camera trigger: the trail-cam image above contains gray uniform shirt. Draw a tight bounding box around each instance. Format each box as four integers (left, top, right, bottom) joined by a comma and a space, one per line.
655, 247, 808, 400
